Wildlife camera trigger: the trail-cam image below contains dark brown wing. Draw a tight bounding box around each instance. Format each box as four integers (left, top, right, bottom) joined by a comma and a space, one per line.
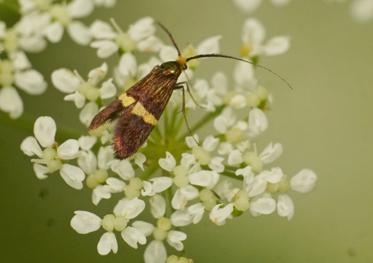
113, 104, 155, 159
89, 99, 123, 130
126, 64, 180, 119
90, 63, 182, 159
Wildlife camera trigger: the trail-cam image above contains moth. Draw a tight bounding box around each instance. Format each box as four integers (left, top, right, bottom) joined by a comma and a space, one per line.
89, 23, 290, 159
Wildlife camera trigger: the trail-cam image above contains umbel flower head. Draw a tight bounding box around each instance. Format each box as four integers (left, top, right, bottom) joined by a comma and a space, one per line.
0, 0, 116, 119
21, 15, 317, 263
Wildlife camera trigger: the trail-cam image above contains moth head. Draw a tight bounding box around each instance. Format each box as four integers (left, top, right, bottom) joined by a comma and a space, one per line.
160, 61, 183, 76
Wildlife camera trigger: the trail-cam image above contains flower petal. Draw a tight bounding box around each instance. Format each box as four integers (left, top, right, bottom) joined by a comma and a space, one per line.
0, 87, 23, 119
97, 232, 118, 255
68, 0, 94, 18
248, 108, 268, 137
60, 164, 85, 190
167, 231, 187, 251
79, 102, 99, 127
158, 151, 176, 172
68, 21, 92, 46
209, 204, 233, 225
132, 221, 154, 236
21, 136, 42, 157
189, 170, 220, 189
150, 194, 166, 219
250, 196, 276, 215
144, 240, 167, 263
91, 40, 118, 58
100, 79, 117, 99
242, 18, 265, 46
277, 194, 294, 220
233, 0, 261, 13
121, 226, 146, 249
33, 163, 49, 179
51, 69, 80, 93
33, 116, 56, 147
110, 159, 134, 180
15, 69, 47, 95
197, 35, 221, 54
90, 20, 116, 39
171, 210, 192, 227
44, 22, 64, 43
263, 36, 290, 56
77, 150, 97, 174
128, 17, 155, 42
290, 169, 317, 193
57, 139, 80, 160
78, 135, 97, 150
259, 142, 283, 164
114, 198, 145, 219
70, 210, 101, 234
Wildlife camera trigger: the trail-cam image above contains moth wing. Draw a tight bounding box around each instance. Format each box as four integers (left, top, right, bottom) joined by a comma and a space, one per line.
89, 99, 124, 130
113, 105, 155, 159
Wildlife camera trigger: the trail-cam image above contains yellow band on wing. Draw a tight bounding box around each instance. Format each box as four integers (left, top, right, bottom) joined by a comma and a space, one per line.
119, 93, 136, 107
131, 102, 158, 126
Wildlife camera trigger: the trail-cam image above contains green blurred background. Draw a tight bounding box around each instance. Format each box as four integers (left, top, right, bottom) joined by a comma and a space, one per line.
1, 0, 373, 262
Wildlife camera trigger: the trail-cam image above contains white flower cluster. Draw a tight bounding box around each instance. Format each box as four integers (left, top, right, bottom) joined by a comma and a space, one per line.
0, 0, 116, 119
21, 16, 317, 263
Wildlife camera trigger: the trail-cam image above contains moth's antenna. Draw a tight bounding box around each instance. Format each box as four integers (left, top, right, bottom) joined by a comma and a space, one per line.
157, 22, 182, 56
186, 53, 293, 90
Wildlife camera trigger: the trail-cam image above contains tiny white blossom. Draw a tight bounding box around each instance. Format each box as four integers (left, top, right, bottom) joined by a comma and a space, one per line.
250, 196, 276, 216
90, 17, 162, 58
290, 169, 317, 193
277, 194, 294, 220
209, 203, 234, 225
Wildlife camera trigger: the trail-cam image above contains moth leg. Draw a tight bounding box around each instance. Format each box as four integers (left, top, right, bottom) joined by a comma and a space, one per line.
182, 72, 205, 109
89, 99, 122, 130
174, 83, 198, 144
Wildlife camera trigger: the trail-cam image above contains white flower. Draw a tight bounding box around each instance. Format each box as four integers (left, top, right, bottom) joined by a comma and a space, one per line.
42, 0, 94, 45
20, 116, 85, 189
71, 198, 150, 255
0, 52, 47, 118
240, 18, 289, 58
114, 53, 159, 88
290, 169, 317, 193
90, 17, 162, 58
52, 63, 116, 109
